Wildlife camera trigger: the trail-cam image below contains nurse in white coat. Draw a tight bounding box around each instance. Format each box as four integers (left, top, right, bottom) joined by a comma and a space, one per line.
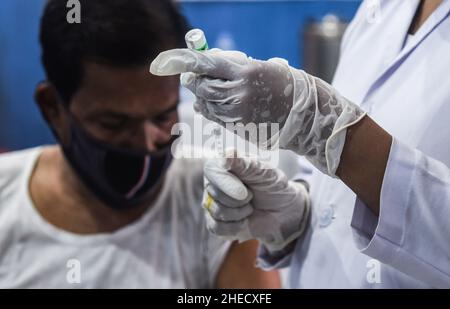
150, 0, 450, 288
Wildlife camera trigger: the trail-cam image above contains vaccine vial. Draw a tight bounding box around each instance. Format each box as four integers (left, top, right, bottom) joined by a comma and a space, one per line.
185, 29, 209, 52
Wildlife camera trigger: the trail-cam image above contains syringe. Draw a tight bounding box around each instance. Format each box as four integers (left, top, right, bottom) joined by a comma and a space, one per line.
185, 29, 253, 243
185, 29, 224, 158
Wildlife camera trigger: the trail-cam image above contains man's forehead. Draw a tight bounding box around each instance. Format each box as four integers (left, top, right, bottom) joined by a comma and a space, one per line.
81, 62, 180, 92
71, 62, 180, 116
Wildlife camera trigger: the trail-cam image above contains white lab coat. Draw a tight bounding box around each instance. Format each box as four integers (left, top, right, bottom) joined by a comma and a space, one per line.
259, 0, 450, 288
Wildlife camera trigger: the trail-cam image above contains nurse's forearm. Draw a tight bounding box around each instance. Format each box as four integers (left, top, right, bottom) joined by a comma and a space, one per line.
335, 116, 392, 216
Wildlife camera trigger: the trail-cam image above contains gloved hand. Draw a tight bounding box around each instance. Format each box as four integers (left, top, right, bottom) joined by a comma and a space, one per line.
150, 48, 366, 176
202, 151, 310, 252
151, 48, 294, 132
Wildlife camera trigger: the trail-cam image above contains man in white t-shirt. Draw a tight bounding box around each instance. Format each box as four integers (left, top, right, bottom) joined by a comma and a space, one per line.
0, 0, 280, 288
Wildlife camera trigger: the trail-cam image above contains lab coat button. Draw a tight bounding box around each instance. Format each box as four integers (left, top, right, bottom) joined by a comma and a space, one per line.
319, 206, 334, 228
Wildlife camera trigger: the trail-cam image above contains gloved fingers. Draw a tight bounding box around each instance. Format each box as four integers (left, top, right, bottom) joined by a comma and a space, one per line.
208, 48, 223, 54
150, 48, 240, 80
202, 190, 253, 222
196, 76, 245, 104
203, 165, 253, 205
217, 151, 288, 188
183, 74, 244, 101
193, 99, 206, 114
195, 98, 244, 128
193, 99, 228, 126
198, 48, 249, 65
220, 151, 265, 179
181, 73, 245, 114
205, 180, 253, 207
205, 100, 244, 123
180, 72, 198, 93
205, 211, 249, 238
246, 209, 277, 239
214, 50, 250, 66
267, 57, 290, 67
202, 48, 247, 62
205, 150, 247, 178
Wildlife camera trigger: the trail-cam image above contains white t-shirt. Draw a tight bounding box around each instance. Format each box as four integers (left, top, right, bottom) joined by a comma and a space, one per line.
0, 147, 230, 288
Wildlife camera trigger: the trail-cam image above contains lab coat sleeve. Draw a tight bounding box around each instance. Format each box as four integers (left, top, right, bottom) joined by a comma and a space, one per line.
351, 138, 450, 288
256, 242, 297, 271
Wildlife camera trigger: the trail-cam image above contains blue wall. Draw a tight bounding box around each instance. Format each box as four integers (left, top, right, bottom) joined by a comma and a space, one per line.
0, 0, 49, 150
0, 0, 361, 150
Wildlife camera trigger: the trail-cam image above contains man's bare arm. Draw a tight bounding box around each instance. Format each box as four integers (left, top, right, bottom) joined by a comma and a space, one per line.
215, 240, 281, 289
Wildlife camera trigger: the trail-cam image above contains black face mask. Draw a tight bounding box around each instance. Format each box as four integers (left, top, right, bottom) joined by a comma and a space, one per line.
56, 115, 173, 210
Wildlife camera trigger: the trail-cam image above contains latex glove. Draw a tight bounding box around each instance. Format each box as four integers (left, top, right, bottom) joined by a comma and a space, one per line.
150, 49, 366, 176
151, 48, 294, 131
202, 151, 311, 252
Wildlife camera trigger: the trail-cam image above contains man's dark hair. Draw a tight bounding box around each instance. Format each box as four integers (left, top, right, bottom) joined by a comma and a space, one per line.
40, 0, 189, 103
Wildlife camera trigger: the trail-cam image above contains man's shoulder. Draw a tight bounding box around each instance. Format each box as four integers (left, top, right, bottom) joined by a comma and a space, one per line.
0, 147, 42, 194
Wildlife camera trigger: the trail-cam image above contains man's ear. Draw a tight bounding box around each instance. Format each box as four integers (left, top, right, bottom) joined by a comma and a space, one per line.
34, 81, 70, 143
